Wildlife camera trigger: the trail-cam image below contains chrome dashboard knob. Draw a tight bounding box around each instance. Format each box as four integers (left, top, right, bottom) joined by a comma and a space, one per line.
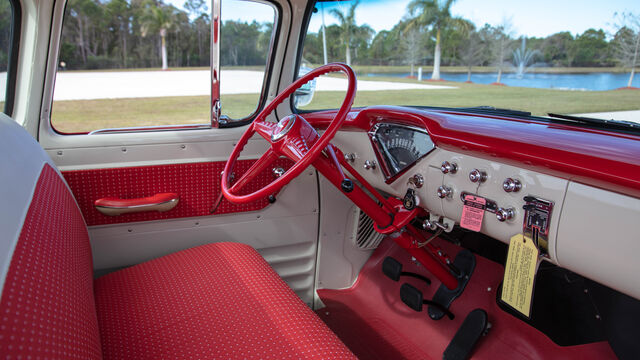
502, 178, 522, 193
408, 174, 424, 188
437, 185, 453, 199
363, 160, 377, 170
469, 169, 487, 183
344, 152, 356, 163
496, 207, 515, 222
441, 161, 458, 174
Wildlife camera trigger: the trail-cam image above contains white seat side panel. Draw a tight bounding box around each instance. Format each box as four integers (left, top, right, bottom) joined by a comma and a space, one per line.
0, 115, 56, 292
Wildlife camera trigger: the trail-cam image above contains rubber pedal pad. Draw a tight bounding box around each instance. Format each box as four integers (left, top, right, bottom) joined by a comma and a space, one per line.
443, 308, 488, 360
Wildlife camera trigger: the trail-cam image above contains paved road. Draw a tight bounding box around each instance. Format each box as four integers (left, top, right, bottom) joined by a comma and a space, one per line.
43, 70, 455, 101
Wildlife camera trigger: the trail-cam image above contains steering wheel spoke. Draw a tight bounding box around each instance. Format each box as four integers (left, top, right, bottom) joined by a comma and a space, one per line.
230, 149, 279, 194
252, 120, 277, 143
280, 136, 311, 162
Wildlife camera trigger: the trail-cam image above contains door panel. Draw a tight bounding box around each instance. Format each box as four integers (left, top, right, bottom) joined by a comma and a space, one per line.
63, 158, 293, 226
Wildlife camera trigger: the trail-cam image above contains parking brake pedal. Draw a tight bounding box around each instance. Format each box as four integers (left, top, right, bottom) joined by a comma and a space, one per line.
443, 309, 489, 360
400, 283, 454, 320
383, 257, 431, 285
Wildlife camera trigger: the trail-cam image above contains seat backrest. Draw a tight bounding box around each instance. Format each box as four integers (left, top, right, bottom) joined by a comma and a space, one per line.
0, 115, 102, 358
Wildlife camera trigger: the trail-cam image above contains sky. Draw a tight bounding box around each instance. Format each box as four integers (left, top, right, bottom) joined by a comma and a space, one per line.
168, 0, 639, 38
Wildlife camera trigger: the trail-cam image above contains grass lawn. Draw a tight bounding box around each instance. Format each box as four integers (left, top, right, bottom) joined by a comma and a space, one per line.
50, 79, 640, 133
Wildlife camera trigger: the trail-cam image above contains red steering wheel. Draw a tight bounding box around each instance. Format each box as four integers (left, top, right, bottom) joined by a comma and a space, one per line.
222, 63, 356, 204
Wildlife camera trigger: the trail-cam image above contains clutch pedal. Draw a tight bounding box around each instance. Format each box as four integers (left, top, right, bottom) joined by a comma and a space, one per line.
382, 256, 431, 285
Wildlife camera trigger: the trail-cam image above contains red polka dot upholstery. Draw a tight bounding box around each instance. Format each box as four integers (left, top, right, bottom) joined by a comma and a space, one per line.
94, 242, 355, 359
63, 159, 293, 226
1, 161, 353, 358
0, 164, 102, 358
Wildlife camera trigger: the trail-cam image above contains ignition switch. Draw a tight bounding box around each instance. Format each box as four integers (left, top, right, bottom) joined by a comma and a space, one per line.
403, 188, 419, 210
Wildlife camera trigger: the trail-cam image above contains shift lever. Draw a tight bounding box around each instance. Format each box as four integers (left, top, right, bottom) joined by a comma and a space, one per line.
325, 144, 353, 193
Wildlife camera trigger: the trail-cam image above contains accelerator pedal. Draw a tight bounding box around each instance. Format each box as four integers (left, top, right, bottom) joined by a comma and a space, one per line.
400, 283, 454, 320
428, 249, 476, 320
382, 256, 431, 285
443, 309, 489, 360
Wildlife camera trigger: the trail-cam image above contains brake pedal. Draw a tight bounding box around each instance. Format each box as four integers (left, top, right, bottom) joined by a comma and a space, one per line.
443, 309, 489, 360
400, 283, 454, 320
383, 257, 431, 285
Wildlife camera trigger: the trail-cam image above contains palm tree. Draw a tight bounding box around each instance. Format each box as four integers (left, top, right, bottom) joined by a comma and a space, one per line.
329, 0, 359, 66
407, 0, 456, 80
140, 0, 176, 70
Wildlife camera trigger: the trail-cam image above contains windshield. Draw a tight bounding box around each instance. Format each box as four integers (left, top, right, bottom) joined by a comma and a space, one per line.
299, 0, 640, 125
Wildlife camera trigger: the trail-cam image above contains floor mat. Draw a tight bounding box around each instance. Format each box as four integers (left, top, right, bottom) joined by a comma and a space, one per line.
316, 238, 616, 360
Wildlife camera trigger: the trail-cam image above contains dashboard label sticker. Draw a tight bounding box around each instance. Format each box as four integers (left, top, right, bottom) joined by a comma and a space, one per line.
501, 234, 539, 318
461, 194, 486, 232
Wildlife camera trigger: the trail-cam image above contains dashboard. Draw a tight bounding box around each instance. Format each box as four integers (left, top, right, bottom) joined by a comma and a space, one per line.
318, 106, 640, 301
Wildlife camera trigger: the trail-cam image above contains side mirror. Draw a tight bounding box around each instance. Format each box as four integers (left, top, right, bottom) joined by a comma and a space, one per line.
294, 66, 316, 108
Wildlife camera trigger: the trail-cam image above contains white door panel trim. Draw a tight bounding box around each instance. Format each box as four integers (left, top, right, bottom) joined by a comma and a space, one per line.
48, 138, 271, 170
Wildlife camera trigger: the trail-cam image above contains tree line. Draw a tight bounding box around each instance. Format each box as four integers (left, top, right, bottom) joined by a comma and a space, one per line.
304, 1, 639, 85
57, 0, 273, 70
1, 0, 638, 87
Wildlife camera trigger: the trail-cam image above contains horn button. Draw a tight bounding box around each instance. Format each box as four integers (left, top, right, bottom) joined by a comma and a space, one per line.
271, 114, 297, 142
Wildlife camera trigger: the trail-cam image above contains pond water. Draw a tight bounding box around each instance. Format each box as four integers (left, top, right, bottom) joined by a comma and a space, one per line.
366, 71, 640, 91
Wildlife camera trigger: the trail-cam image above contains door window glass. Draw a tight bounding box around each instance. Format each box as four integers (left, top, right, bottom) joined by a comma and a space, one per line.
51, 0, 276, 133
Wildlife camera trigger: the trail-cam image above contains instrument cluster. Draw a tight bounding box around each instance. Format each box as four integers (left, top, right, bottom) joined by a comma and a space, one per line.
368, 123, 435, 181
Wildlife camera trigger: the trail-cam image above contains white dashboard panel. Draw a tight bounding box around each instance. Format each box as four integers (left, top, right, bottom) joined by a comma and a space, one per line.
422, 149, 568, 262
556, 182, 640, 300
331, 128, 640, 300
332, 131, 570, 261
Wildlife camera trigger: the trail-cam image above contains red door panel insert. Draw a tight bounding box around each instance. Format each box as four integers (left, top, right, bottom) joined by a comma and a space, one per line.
63, 159, 293, 226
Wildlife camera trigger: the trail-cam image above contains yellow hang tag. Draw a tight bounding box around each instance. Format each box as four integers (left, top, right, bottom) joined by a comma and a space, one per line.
501, 234, 539, 318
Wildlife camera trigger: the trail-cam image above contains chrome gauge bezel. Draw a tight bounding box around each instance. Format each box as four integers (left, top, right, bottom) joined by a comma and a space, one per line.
368, 123, 436, 182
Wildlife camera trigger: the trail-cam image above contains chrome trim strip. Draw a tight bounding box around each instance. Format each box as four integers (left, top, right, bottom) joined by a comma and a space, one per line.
88, 124, 211, 135
211, 0, 221, 127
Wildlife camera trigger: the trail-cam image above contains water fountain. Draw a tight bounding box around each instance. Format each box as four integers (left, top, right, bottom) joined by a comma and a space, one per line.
512, 37, 538, 79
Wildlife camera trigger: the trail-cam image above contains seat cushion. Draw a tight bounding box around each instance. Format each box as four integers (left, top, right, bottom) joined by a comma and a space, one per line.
94, 242, 354, 359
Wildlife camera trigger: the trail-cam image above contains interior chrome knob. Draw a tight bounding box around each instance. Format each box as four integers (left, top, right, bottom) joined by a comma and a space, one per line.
502, 178, 522, 192
408, 174, 424, 188
437, 185, 453, 199
272, 167, 285, 178
469, 169, 487, 183
441, 161, 458, 174
344, 152, 356, 163
363, 160, 377, 170
496, 207, 515, 222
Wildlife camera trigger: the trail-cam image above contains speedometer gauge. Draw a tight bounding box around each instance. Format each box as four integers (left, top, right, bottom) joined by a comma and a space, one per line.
369, 123, 436, 181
